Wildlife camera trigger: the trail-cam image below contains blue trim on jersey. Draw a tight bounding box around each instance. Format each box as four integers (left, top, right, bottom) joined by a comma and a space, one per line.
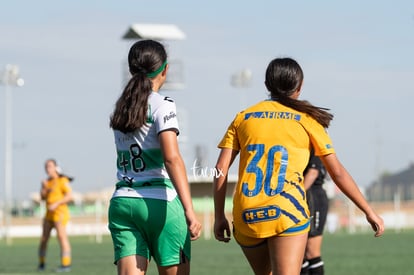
280, 209, 300, 223
280, 191, 308, 219
287, 179, 306, 199
283, 219, 310, 233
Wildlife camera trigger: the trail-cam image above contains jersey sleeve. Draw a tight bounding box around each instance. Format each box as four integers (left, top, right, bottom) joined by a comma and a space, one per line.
153, 97, 180, 135
60, 177, 72, 194
302, 115, 335, 156
218, 113, 241, 151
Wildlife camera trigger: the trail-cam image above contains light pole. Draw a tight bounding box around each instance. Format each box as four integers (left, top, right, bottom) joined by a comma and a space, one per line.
231, 68, 252, 108
1, 64, 24, 245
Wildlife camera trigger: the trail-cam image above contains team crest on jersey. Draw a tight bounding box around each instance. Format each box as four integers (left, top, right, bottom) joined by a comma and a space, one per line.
242, 205, 281, 223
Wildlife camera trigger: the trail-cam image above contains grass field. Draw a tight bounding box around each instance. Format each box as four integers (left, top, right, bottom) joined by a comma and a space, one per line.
0, 229, 413, 275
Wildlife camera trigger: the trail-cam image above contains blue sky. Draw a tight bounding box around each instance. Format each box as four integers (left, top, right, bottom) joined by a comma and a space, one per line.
1, 0, 413, 200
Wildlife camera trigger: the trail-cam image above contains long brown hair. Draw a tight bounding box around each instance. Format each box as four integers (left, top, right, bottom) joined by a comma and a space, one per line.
45, 158, 74, 182
110, 40, 167, 133
265, 57, 333, 128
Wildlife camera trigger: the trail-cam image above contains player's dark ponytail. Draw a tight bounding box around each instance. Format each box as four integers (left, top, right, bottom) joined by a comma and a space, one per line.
46, 158, 74, 182
265, 58, 333, 128
110, 40, 168, 133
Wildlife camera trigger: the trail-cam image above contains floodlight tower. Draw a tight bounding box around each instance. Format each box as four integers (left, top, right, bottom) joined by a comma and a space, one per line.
231, 68, 252, 108
1, 64, 24, 245
122, 23, 186, 90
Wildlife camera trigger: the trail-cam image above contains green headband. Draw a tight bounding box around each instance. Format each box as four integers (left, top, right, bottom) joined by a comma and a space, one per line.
146, 60, 168, 78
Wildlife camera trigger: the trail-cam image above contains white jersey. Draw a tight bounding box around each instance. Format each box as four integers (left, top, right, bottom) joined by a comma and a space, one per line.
112, 92, 179, 201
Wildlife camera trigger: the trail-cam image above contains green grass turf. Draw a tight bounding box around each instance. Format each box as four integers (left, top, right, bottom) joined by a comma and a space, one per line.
0, 229, 412, 274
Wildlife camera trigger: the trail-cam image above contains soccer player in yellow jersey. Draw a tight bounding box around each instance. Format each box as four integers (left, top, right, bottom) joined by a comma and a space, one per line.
213, 57, 384, 275
38, 159, 73, 272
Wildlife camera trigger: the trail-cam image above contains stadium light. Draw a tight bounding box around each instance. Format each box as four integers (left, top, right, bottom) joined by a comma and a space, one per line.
122, 23, 187, 90
231, 68, 252, 108
1, 64, 24, 245
231, 68, 252, 88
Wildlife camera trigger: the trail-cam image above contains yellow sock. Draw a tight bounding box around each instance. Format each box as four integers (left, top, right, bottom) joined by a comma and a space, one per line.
61, 255, 71, 266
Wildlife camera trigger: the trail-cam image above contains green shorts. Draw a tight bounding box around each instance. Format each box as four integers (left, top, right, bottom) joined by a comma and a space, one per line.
108, 196, 191, 266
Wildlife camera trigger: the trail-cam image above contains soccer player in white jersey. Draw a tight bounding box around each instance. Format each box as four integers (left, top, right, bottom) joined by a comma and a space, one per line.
108, 39, 201, 275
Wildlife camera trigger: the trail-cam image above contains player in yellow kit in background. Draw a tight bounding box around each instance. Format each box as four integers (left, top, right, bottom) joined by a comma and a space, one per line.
38, 159, 73, 272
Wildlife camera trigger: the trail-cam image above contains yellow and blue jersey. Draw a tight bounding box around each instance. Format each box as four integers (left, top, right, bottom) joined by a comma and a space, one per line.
44, 176, 71, 224
218, 100, 335, 238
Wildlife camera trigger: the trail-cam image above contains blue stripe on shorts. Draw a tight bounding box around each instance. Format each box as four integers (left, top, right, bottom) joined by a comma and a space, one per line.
283, 219, 310, 234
